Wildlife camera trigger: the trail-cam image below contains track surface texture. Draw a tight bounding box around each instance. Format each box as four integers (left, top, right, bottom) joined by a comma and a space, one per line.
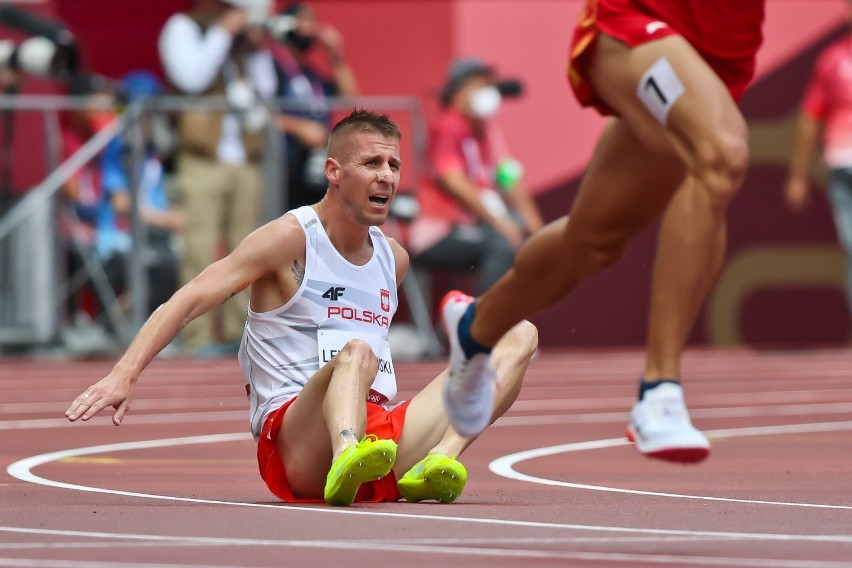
2, 348, 852, 567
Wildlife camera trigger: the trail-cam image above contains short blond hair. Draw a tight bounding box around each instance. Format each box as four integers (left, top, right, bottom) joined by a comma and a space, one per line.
328, 108, 401, 159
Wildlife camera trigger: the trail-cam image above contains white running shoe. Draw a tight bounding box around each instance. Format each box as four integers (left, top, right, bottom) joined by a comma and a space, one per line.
441, 291, 496, 438
626, 382, 711, 464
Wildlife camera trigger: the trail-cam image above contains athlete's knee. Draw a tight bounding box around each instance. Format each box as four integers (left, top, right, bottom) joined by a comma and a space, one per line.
692, 125, 749, 209
574, 235, 628, 277
508, 320, 539, 362
336, 339, 378, 376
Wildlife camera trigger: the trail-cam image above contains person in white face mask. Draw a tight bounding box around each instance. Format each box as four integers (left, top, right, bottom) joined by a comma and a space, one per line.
409, 58, 544, 295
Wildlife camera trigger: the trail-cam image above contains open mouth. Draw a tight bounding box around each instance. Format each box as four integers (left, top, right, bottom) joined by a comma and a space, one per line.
369, 195, 390, 206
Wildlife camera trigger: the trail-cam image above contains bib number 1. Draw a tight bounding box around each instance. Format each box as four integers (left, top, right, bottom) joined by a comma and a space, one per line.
636, 57, 685, 126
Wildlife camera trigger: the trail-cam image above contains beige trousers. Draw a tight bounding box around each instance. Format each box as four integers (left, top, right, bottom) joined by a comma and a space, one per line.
177, 154, 263, 349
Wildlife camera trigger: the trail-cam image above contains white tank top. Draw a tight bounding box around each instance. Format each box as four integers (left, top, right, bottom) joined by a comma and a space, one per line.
238, 206, 399, 440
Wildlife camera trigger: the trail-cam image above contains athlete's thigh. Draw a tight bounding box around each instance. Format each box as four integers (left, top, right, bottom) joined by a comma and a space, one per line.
588, 34, 745, 163
563, 118, 686, 249
277, 362, 336, 484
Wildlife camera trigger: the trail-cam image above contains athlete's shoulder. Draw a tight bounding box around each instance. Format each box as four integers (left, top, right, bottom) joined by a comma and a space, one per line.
237, 212, 306, 267
264, 212, 306, 241
382, 233, 409, 283
383, 234, 407, 256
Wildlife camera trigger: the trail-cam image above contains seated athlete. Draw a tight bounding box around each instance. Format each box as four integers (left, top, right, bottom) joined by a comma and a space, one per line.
65, 109, 538, 506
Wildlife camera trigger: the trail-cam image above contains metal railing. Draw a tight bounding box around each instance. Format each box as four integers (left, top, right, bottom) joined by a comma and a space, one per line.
0, 94, 442, 356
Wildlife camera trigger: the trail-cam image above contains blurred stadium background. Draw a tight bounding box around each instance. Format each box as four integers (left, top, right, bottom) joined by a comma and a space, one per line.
0, 0, 847, 359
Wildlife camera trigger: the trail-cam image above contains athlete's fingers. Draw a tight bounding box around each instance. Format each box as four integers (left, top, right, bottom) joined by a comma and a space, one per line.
113, 400, 130, 426
80, 394, 107, 421
66, 390, 93, 421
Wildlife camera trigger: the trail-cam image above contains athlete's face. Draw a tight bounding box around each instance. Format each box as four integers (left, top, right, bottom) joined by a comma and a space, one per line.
328, 131, 401, 226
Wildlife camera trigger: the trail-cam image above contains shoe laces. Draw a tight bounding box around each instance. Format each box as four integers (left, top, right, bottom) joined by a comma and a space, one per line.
450, 354, 492, 397
647, 393, 690, 425
358, 434, 379, 446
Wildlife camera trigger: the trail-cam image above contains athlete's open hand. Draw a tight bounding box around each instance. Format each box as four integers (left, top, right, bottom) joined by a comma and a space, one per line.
65, 373, 134, 426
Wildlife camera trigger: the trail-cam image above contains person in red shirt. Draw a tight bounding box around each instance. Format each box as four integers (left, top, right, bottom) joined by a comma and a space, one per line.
440, 0, 766, 463
410, 58, 544, 294
785, 26, 852, 322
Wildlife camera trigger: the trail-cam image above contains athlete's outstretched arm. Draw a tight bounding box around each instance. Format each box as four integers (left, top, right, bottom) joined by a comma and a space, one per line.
65, 217, 304, 425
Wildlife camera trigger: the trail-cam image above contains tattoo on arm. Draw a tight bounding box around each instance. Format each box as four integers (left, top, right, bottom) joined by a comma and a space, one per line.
220, 292, 237, 306
292, 261, 305, 285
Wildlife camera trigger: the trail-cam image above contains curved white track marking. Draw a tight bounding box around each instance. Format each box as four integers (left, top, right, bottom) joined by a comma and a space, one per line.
490, 420, 852, 510
6, 436, 852, 543
2, 529, 852, 568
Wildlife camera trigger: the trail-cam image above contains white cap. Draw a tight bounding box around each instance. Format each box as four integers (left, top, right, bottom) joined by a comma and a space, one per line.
221, 0, 273, 25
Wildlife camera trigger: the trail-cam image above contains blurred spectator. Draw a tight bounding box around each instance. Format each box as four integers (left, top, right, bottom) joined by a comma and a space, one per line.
60, 73, 119, 329
61, 72, 183, 330
409, 58, 544, 294
158, 0, 276, 353
268, 1, 358, 209
100, 71, 182, 316
784, 22, 852, 320
0, 66, 19, 94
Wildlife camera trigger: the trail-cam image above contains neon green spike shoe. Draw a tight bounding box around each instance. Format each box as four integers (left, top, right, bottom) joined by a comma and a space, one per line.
397, 454, 467, 504
324, 435, 397, 506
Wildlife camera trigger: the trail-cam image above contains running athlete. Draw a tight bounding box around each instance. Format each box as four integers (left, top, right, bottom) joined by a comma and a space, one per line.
65, 109, 538, 506
442, 0, 765, 463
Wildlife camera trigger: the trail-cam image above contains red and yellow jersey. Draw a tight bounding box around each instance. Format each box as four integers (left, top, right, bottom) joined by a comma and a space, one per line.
569, 0, 766, 113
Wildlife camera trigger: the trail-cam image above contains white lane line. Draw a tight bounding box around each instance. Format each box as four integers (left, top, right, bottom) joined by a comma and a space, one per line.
10, 388, 852, 415
1, 529, 851, 568
509, 389, 852, 412
0, 559, 237, 568
0, 398, 245, 415
0, 535, 732, 549
0, 411, 245, 431
0, 536, 731, 549
6, 436, 852, 542
496, 402, 852, 427
0, 542, 210, 550
4, 401, 851, 431
489, 420, 852, 510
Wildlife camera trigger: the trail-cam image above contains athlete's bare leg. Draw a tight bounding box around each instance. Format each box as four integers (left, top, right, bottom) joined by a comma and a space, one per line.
644, 178, 728, 381
276, 339, 379, 498
469, 122, 682, 345
469, 34, 748, 347
394, 320, 537, 474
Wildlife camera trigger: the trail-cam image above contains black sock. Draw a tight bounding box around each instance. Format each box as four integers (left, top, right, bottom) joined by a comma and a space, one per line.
638, 378, 681, 400
457, 301, 493, 359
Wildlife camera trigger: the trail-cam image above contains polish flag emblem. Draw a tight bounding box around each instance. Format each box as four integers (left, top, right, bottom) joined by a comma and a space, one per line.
380, 289, 390, 312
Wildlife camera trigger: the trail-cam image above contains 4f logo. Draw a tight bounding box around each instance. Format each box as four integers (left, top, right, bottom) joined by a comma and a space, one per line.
380, 289, 390, 312
323, 286, 345, 301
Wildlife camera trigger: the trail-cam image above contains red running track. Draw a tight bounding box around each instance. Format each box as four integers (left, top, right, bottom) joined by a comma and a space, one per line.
2, 348, 852, 567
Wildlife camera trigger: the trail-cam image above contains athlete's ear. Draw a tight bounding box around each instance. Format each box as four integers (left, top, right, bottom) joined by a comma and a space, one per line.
326, 157, 340, 184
